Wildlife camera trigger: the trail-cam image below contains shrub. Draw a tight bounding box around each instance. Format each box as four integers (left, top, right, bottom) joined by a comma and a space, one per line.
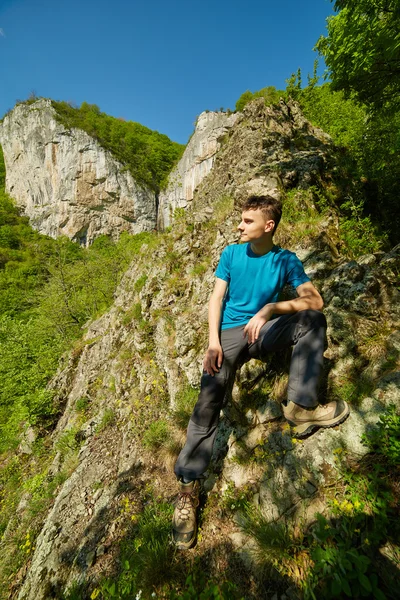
362, 405, 400, 466
96, 409, 116, 433
134, 274, 147, 293
235, 86, 282, 111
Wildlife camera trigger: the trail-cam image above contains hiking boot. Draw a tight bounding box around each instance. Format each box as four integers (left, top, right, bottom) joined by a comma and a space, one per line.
172, 479, 200, 550
283, 399, 349, 438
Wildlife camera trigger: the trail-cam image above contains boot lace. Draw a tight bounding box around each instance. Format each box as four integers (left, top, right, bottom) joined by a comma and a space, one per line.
176, 490, 199, 521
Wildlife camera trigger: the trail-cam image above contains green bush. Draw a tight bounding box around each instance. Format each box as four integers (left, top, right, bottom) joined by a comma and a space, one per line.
235, 86, 282, 111
287, 75, 399, 246
339, 197, 385, 257
235, 69, 399, 245
96, 409, 116, 433
75, 397, 90, 413
310, 514, 386, 599
362, 405, 400, 466
0, 172, 160, 453
242, 461, 397, 599
169, 574, 241, 600
134, 274, 147, 293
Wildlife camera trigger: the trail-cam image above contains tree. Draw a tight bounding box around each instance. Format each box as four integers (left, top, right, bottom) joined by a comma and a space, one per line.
316, 0, 400, 110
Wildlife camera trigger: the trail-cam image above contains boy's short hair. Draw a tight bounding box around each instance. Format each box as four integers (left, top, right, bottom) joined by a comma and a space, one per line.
242, 195, 282, 233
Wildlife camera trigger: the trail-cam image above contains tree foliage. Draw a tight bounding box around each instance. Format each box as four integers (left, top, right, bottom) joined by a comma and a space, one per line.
0, 146, 5, 189
316, 0, 400, 110
0, 147, 158, 452
299, 80, 400, 241
51, 100, 184, 192
235, 86, 282, 111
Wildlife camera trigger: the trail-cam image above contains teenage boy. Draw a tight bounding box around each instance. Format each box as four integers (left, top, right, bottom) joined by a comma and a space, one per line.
172, 195, 349, 549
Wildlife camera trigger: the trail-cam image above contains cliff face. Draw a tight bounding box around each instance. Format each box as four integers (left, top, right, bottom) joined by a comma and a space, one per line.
0, 100, 156, 245
0, 101, 241, 242
5, 100, 400, 599
157, 110, 239, 228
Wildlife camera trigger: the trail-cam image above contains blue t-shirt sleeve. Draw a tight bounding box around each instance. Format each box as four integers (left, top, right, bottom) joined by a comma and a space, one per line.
215, 246, 231, 282
286, 253, 310, 288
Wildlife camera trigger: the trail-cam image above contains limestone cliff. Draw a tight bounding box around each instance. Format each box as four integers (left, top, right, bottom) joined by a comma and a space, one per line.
157, 110, 239, 229
4, 100, 399, 600
0, 100, 156, 245
0, 101, 242, 243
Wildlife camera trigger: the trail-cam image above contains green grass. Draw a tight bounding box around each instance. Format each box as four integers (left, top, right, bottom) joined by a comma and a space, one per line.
134, 274, 148, 293
240, 455, 399, 599
96, 409, 116, 433
142, 419, 171, 449
172, 386, 199, 429
362, 405, 400, 466
96, 498, 175, 598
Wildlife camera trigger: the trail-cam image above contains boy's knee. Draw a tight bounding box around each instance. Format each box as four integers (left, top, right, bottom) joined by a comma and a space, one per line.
298, 309, 327, 330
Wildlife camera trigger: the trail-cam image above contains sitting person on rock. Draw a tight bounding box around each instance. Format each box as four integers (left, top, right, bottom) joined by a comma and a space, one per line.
172, 194, 349, 550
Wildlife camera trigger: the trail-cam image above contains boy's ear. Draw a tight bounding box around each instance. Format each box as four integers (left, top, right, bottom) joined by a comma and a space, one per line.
264, 220, 275, 233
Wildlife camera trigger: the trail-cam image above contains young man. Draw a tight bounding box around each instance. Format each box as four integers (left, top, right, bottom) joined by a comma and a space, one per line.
172, 195, 349, 550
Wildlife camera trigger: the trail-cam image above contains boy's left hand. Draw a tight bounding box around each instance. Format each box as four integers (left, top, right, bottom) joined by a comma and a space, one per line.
244, 306, 272, 343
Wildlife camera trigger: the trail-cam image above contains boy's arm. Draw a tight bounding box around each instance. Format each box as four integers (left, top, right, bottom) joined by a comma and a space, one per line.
203, 278, 228, 376
244, 281, 323, 344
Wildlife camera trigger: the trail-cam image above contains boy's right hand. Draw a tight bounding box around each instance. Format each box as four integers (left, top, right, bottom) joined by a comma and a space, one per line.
203, 345, 223, 376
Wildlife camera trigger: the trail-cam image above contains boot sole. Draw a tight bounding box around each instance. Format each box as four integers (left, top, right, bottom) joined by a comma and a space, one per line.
289, 404, 350, 438
172, 525, 197, 550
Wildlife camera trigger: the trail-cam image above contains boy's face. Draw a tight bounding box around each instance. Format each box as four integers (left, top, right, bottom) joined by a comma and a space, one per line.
237, 209, 274, 242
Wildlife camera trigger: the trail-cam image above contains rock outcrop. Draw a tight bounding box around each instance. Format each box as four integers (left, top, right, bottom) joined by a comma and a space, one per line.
0, 100, 156, 245
8, 99, 400, 599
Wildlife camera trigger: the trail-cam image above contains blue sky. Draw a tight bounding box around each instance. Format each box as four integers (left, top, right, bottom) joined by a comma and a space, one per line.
0, 0, 334, 144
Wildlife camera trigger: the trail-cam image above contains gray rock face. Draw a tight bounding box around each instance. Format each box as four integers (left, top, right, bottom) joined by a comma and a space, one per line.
17, 426, 143, 599
157, 110, 239, 229
0, 100, 156, 245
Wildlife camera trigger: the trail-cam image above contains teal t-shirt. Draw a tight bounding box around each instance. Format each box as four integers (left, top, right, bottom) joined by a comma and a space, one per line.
215, 243, 310, 330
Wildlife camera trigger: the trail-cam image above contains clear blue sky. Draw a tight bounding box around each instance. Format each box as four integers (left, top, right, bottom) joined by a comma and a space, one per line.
0, 0, 334, 144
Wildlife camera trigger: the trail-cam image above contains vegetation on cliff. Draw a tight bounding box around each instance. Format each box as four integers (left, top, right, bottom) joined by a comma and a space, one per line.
1, 96, 185, 193
51, 100, 185, 192
236, 20, 400, 247
236, 77, 400, 246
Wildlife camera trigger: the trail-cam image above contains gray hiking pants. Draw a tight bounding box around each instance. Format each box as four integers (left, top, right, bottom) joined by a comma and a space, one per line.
174, 309, 327, 481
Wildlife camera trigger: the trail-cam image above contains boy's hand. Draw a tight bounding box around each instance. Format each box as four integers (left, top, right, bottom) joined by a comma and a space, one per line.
244, 306, 273, 344
203, 344, 223, 376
